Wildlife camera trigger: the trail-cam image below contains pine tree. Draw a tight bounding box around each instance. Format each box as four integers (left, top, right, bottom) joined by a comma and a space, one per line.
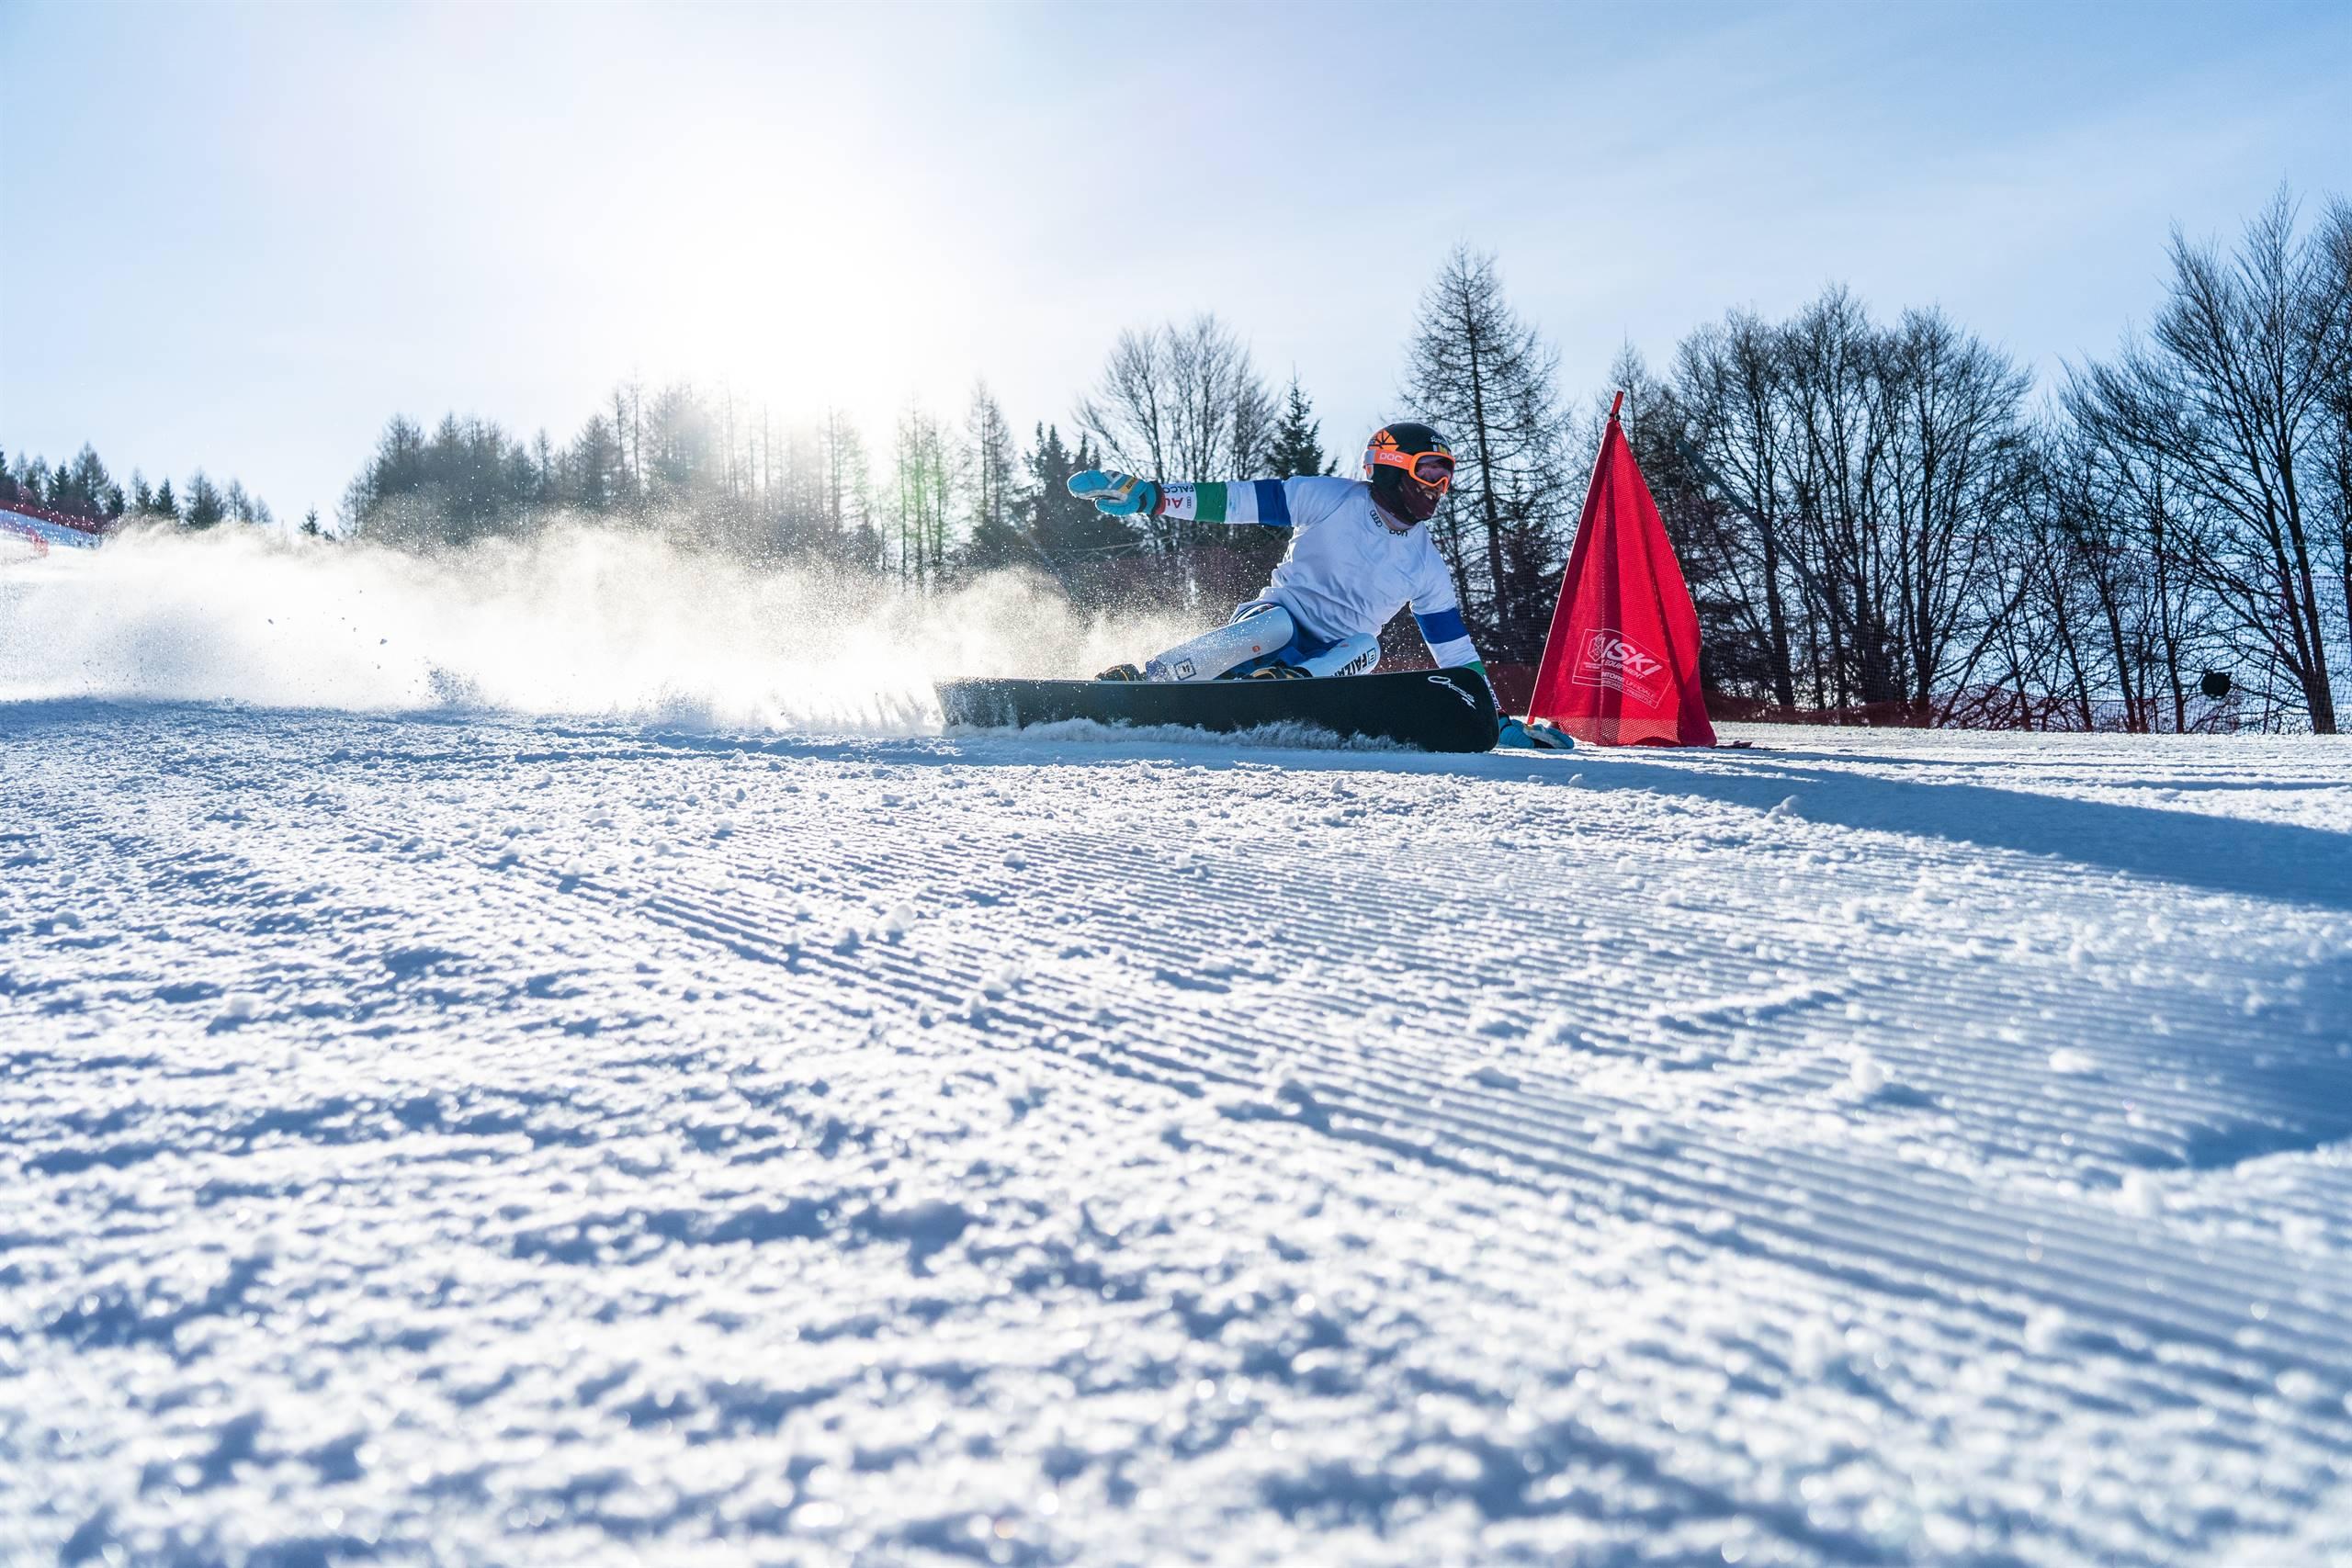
151, 478, 179, 522
568, 414, 622, 513
8, 452, 43, 507
61, 446, 120, 518
341, 412, 537, 543
1403, 246, 1574, 660
821, 409, 875, 567
961, 381, 1026, 571
184, 471, 228, 529
1023, 424, 1108, 558
1267, 377, 1337, 478
223, 479, 271, 525
1023, 423, 1137, 602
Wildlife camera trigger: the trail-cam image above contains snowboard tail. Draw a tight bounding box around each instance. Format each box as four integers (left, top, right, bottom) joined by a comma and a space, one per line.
937, 670, 1498, 754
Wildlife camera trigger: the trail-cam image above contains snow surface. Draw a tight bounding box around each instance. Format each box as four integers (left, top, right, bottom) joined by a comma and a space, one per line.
5, 535, 2352, 1565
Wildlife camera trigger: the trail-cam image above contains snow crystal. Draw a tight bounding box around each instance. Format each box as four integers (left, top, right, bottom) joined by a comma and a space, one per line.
210, 992, 263, 1028
2274, 1369, 2324, 1404
1846, 1050, 1888, 1096
1533, 1011, 1581, 1048
1468, 1061, 1521, 1090
2048, 1047, 2098, 1076
1788, 1322, 1838, 1380
1269, 1075, 1333, 1131
1469, 1005, 1525, 1040
2024, 1308, 2068, 1353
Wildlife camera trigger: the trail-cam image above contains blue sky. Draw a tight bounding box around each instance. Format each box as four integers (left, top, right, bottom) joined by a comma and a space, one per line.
3, 0, 2346, 522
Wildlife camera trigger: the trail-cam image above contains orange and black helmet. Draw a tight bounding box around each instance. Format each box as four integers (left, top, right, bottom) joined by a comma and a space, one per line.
1363, 422, 1455, 523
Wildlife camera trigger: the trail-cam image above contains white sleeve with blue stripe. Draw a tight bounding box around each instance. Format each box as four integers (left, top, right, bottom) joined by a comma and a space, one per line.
1411, 550, 1481, 669
1155, 480, 1295, 527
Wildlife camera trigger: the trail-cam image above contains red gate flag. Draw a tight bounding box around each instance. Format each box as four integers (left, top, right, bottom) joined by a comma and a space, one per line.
1527, 392, 1716, 747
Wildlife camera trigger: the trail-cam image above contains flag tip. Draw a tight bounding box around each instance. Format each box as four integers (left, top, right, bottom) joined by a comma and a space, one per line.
1608, 389, 1625, 422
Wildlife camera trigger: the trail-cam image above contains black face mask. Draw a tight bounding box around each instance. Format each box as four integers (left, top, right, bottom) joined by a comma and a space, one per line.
1372, 470, 1443, 525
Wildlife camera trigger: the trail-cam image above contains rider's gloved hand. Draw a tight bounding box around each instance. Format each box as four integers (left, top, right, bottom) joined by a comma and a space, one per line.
1067, 469, 1162, 517
1497, 715, 1573, 750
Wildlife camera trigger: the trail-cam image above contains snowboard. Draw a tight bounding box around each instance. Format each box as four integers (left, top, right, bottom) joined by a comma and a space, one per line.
937, 669, 1498, 754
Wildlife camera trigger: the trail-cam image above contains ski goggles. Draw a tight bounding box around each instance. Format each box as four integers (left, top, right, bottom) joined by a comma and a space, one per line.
1365, 444, 1456, 491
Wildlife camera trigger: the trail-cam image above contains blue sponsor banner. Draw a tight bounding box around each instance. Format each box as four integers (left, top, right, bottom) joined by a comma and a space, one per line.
1, 504, 110, 553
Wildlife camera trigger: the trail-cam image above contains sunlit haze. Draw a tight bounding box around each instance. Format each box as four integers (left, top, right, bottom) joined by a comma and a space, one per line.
5, 0, 2347, 519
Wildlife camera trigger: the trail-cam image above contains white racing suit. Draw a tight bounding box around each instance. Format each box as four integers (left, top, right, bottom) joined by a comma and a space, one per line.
1138, 476, 1486, 684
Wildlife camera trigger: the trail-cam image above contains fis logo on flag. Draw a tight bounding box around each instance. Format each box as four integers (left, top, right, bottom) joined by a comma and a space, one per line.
1574, 629, 1668, 706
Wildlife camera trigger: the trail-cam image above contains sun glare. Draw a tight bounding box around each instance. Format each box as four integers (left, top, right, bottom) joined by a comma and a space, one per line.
582, 128, 978, 429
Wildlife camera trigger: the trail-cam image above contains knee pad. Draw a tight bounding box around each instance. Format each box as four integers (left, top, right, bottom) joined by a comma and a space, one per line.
1144, 605, 1298, 682
1288, 632, 1379, 678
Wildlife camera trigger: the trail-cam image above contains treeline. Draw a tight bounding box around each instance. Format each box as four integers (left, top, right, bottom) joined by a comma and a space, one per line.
15, 186, 2348, 732
0, 445, 293, 531
331, 327, 1350, 617
1630, 189, 2352, 733
334, 386, 1174, 608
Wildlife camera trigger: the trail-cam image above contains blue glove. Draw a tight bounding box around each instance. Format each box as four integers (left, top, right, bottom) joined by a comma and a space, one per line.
1497, 716, 1573, 750
1068, 469, 1161, 517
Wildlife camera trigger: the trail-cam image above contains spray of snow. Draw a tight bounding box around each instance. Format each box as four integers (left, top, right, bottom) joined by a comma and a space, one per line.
0, 520, 1195, 731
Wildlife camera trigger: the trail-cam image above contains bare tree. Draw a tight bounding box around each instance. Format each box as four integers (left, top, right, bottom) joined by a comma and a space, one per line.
891, 407, 954, 589
824, 408, 869, 549
2064, 411, 2212, 729
1664, 288, 2028, 720
2319, 202, 2352, 663
1077, 313, 1275, 554
2069, 189, 2352, 732
1875, 307, 2032, 712
1672, 312, 1803, 708
1778, 287, 1900, 709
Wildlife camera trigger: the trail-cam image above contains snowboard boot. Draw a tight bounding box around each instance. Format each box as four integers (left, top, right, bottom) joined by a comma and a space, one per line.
1095, 662, 1144, 682
1247, 663, 1311, 679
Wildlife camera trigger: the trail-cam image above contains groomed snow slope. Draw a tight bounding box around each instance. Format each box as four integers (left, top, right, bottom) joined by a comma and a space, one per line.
5, 705, 2350, 1567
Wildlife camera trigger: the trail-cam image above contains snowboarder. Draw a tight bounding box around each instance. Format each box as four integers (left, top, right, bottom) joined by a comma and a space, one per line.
1068, 422, 1564, 746
1072, 421, 1482, 683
